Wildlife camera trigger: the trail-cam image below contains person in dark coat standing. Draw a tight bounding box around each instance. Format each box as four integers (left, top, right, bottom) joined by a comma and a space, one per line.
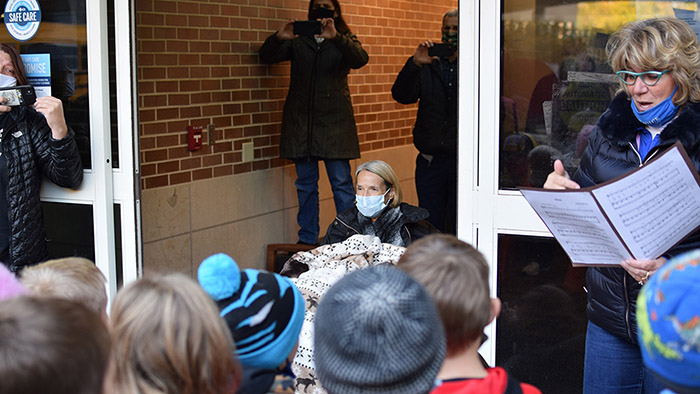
544, 18, 700, 394
322, 160, 437, 247
0, 44, 82, 273
391, 9, 458, 234
259, 0, 368, 245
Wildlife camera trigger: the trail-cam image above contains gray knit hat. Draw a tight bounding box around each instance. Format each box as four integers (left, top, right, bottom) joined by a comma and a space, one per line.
314, 265, 446, 394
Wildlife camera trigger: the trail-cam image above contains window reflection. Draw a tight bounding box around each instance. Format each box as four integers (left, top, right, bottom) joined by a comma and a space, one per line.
499, 1, 697, 189
496, 234, 587, 394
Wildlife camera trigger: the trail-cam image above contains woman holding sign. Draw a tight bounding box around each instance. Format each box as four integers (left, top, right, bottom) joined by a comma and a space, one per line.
544, 18, 700, 394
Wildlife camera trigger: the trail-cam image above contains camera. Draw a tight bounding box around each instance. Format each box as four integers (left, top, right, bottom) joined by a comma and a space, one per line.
428, 43, 456, 58
293, 20, 322, 36
0, 85, 36, 106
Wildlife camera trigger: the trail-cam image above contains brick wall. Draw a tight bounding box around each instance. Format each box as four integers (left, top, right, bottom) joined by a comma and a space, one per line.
136, 0, 458, 190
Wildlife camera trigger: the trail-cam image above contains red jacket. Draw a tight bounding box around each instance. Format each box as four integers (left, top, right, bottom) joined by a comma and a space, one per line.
431, 367, 542, 394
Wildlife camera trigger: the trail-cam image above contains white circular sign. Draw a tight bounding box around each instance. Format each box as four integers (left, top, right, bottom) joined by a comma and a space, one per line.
4, 0, 42, 42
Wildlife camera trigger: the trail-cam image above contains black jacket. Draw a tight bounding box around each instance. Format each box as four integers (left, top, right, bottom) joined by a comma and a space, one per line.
391, 57, 457, 157
3, 106, 83, 272
259, 31, 368, 159
573, 92, 700, 343
321, 203, 437, 246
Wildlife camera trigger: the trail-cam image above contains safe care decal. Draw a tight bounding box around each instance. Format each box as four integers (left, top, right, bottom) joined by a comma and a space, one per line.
3, 0, 41, 42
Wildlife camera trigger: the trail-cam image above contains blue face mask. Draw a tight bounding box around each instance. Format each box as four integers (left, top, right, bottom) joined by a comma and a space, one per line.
356, 189, 390, 218
631, 85, 679, 126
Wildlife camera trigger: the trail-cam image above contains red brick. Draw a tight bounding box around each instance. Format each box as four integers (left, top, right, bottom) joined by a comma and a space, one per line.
141, 163, 156, 176
192, 168, 213, 180
181, 157, 202, 170
170, 172, 192, 185
233, 163, 251, 174
157, 160, 180, 173
213, 165, 234, 177
144, 149, 168, 162
145, 175, 169, 188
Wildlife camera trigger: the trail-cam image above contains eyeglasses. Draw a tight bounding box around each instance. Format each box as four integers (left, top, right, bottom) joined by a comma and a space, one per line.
616, 70, 669, 86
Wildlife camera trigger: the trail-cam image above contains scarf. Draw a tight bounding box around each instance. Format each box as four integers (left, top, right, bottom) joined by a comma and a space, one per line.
357, 206, 404, 247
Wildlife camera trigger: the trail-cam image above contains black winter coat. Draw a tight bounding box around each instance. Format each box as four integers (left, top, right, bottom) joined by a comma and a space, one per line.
259, 31, 368, 159
3, 106, 83, 272
391, 57, 457, 157
321, 203, 437, 246
573, 92, 700, 344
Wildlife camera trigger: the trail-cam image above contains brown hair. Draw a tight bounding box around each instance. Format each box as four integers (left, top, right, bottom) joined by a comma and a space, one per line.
109, 274, 241, 394
0, 296, 111, 394
0, 43, 27, 85
607, 17, 700, 106
398, 234, 491, 355
20, 257, 108, 318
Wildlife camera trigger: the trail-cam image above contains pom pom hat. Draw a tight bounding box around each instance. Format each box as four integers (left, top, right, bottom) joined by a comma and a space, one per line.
198, 253, 305, 370
637, 249, 700, 393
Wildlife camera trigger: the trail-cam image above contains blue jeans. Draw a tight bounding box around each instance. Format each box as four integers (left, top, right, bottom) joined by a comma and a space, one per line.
584, 321, 665, 394
294, 158, 354, 244
415, 154, 457, 234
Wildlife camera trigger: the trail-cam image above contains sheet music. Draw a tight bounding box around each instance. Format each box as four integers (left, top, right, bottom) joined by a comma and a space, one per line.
592, 146, 700, 260
520, 189, 631, 265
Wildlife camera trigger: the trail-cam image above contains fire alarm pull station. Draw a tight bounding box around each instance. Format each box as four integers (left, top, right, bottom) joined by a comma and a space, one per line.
187, 125, 203, 151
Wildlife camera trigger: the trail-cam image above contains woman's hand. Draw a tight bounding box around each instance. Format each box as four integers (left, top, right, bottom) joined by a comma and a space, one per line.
34, 96, 68, 140
621, 257, 667, 285
276, 20, 295, 40
412, 41, 436, 67
318, 17, 337, 39
543, 159, 581, 189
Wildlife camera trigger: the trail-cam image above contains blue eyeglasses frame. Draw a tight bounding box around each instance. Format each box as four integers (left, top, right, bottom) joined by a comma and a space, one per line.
615, 70, 670, 86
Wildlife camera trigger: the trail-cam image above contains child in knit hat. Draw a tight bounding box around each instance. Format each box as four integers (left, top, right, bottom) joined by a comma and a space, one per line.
637, 249, 700, 394
313, 264, 446, 394
198, 253, 306, 394
398, 234, 542, 394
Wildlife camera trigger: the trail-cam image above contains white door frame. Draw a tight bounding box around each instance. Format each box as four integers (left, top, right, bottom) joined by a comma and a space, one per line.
458, 0, 552, 365
41, 0, 140, 300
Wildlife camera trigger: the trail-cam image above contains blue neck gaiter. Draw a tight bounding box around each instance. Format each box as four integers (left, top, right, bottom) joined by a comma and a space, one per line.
631, 85, 679, 126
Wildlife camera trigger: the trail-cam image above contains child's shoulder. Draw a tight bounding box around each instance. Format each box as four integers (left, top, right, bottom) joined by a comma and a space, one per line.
431, 367, 542, 394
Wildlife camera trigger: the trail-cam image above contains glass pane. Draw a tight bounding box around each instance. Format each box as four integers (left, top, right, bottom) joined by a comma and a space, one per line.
0, 1, 92, 169
496, 234, 587, 394
108, 0, 119, 168
499, 1, 698, 189
43, 202, 94, 260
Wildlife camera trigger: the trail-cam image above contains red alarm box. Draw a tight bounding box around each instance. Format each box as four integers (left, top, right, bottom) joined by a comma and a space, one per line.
187, 125, 203, 151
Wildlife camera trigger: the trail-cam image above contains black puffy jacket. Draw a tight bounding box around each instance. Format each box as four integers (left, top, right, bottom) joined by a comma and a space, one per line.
391, 57, 457, 157
321, 203, 437, 246
3, 106, 83, 272
573, 92, 700, 344
259, 31, 368, 159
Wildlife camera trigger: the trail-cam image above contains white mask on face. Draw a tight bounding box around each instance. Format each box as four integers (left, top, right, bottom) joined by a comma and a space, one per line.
0, 73, 16, 88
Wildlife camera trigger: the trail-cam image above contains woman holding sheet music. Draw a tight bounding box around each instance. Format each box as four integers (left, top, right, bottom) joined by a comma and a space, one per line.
544, 18, 700, 394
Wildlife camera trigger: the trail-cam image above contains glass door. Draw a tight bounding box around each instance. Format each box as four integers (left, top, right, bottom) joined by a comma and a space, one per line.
462, 1, 697, 393
0, 0, 139, 297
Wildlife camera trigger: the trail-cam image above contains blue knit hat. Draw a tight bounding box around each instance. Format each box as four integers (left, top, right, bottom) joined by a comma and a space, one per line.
637, 249, 700, 393
314, 265, 446, 394
198, 253, 305, 370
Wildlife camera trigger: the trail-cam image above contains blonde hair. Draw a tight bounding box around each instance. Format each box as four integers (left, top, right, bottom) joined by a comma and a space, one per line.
20, 257, 107, 317
355, 160, 402, 208
607, 17, 700, 106
109, 274, 241, 394
398, 234, 491, 355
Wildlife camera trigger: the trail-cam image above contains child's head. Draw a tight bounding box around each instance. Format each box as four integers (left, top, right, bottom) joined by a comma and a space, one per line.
398, 234, 498, 355
109, 273, 241, 394
0, 296, 111, 394
314, 264, 446, 394
197, 253, 305, 370
20, 257, 107, 319
637, 249, 700, 394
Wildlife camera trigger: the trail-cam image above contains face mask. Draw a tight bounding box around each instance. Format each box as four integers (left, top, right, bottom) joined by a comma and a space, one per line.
356, 188, 390, 218
310, 7, 334, 20
0, 73, 16, 88
631, 85, 679, 126
442, 32, 458, 48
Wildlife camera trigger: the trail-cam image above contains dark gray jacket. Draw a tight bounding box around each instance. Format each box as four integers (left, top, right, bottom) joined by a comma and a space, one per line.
259, 31, 368, 159
574, 92, 700, 344
391, 57, 457, 157
3, 106, 83, 272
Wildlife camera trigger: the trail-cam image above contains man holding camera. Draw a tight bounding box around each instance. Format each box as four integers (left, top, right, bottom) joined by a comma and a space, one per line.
391, 9, 458, 234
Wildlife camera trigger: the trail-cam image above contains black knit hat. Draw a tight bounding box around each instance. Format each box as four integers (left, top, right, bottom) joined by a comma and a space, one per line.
314, 265, 446, 394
